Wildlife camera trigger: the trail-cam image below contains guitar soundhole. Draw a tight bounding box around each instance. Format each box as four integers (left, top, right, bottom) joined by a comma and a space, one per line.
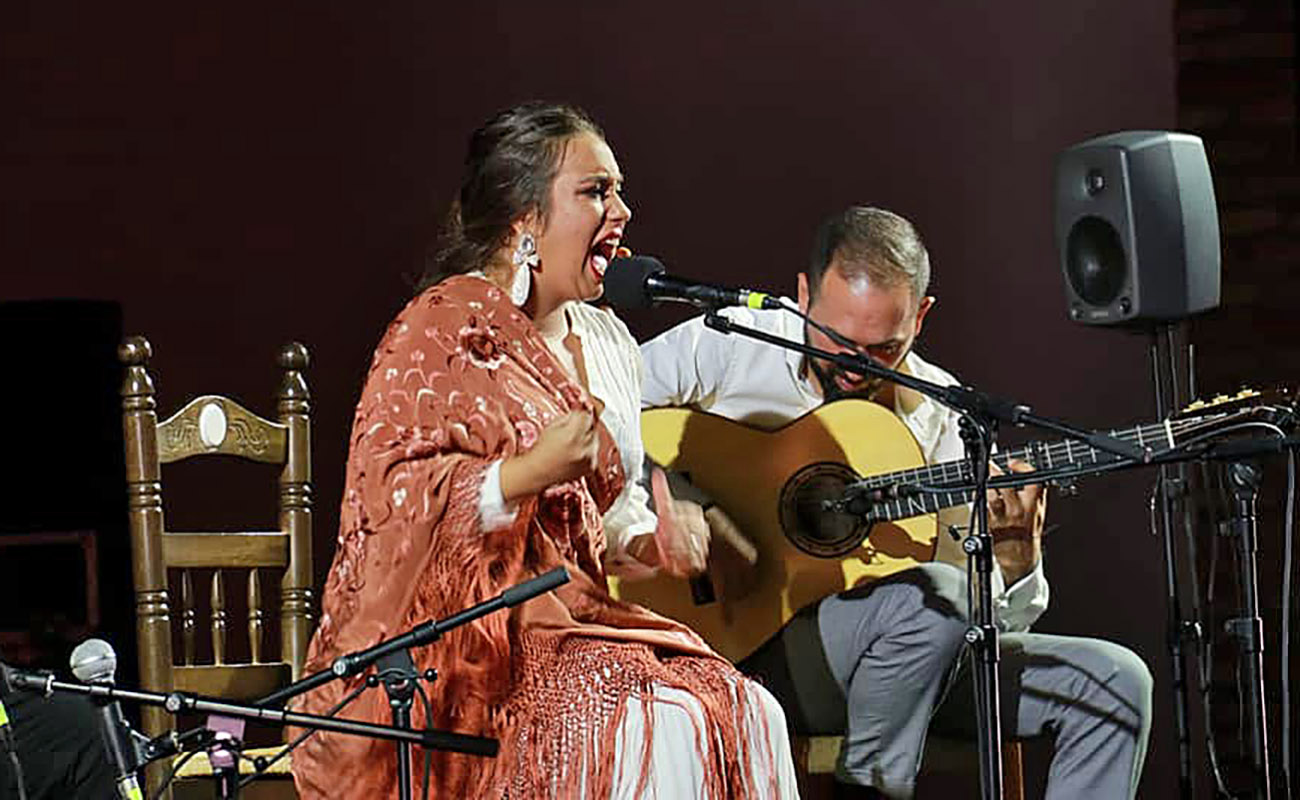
779, 462, 871, 558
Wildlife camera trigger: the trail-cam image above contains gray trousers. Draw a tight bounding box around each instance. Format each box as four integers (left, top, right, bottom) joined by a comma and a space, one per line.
740, 562, 1153, 799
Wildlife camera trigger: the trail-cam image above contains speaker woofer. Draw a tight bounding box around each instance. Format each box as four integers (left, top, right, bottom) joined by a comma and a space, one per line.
1065, 215, 1126, 306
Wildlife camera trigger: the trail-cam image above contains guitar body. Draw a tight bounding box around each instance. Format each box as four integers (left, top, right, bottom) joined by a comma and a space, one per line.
611, 399, 938, 663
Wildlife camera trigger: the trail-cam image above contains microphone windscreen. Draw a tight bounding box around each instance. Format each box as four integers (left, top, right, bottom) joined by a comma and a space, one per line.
70, 638, 117, 684
502, 566, 569, 607
603, 255, 665, 311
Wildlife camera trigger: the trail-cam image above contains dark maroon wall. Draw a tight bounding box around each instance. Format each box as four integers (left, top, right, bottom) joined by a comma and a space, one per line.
1178, 1, 1300, 788
3, 1, 1182, 792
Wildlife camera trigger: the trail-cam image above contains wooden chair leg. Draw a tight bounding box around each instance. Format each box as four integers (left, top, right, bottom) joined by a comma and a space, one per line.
1002, 740, 1025, 800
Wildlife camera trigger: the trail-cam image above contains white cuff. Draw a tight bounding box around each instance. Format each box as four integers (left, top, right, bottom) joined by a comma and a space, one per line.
478, 459, 519, 532
994, 558, 1050, 633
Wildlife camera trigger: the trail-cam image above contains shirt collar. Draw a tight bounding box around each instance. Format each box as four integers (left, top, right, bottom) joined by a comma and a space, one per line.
784, 308, 822, 407
777, 306, 948, 456
893, 351, 949, 458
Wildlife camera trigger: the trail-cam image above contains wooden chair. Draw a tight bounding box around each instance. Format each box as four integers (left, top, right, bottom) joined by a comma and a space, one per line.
119, 336, 314, 799
794, 734, 1025, 799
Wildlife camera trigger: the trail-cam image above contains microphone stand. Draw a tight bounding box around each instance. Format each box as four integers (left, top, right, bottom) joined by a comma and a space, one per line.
1149, 321, 1198, 800
701, 313, 1148, 465
256, 566, 569, 710
5, 674, 499, 800
701, 310, 1147, 800
209, 730, 240, 800
0, 663, 31, 800
957, 411, 1003, 800
16, 569, 563, 800
16, 569, 564, 800
831, 420, 1300, 797
1226, 460, 1272, 799
237, 566, 567, 799
376, 649, 424, 800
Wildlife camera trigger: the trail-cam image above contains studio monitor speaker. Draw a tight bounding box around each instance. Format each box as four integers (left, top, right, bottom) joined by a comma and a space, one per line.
1054, 131, 1221, 326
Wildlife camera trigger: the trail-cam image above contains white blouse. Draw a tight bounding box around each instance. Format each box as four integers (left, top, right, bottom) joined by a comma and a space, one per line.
478, 300, 658, 574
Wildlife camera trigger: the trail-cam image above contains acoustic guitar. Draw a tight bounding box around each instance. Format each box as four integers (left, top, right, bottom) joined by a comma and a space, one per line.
610, 389, 1294, 662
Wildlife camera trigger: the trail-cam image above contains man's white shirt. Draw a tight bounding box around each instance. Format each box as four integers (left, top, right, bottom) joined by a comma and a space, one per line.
639, 304, 1049, 632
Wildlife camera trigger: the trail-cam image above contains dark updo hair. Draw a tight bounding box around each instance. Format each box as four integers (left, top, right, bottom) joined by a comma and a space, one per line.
418, 102, 604, 290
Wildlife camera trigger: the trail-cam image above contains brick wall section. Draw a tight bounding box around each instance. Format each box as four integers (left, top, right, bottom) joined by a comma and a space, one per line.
1178, 0, 1297, 789
1181, 3, 1298, 388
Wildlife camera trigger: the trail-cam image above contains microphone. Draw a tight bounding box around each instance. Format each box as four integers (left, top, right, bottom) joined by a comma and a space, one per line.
823, 482, 926, 516
70, 639, 144, 800
0, 661, 30, 800
0, 662, 16, 749
603, 255, 783, 311
140, 725, 217, 761
325, 566, 571, 683
501, 565, 569, 606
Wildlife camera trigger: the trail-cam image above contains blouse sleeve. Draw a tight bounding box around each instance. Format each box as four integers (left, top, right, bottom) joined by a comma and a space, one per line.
477, 459, 521, 532
601, 461, 659, 579
640, 312, 736, 410
568, 303, 661, 578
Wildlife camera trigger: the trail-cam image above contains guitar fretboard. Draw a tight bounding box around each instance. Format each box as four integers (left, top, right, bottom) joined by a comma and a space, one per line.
857, 413, 1224, 524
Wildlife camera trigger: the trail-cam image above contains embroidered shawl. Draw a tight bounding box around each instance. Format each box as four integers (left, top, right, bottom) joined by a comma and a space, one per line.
291, 276, 770, 798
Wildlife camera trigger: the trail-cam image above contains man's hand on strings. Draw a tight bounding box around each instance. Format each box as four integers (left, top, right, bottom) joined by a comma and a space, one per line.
987, 458, 1047, 584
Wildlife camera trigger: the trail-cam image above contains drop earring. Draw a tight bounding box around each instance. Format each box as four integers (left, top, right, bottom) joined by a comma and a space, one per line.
510, 232, 538, 307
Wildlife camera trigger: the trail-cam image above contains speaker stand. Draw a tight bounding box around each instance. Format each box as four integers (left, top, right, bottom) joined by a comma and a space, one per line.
1149, 321, 1200, 800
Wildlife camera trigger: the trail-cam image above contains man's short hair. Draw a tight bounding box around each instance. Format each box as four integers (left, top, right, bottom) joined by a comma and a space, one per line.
808, 206, 931, 304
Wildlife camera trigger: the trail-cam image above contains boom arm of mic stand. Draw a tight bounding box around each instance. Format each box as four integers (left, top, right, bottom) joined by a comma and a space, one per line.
702, 311, 1148, 463
257, 566, 569, 709
6, 675, 499, 758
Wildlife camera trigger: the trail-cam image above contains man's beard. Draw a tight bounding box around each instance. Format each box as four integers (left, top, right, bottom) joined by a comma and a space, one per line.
801, 320, 913, 403
807, 356, 887, 403
806, 345, 913, 404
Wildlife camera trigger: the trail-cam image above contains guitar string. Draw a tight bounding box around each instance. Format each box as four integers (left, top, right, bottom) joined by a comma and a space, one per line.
857, 414, 1212, 489
853, 410, 1273, 521
866, 416, 1287, 521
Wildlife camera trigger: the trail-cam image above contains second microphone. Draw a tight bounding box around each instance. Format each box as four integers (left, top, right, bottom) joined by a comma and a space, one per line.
602, 255, 784, 312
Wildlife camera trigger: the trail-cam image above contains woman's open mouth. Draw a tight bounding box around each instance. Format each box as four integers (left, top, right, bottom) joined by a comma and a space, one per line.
589, 235, 620, 280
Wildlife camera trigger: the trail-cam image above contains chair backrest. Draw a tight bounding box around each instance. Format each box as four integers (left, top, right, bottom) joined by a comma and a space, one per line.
119, 336, 314, 739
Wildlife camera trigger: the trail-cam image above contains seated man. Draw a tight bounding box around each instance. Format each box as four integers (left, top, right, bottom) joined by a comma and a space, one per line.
638, 206, 1153, 798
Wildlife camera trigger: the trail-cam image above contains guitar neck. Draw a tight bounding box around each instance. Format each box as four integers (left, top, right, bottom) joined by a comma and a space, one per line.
859, 418, 1186, 524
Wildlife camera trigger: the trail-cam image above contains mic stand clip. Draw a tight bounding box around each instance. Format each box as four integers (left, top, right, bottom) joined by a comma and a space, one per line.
370, 653, 438, 800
